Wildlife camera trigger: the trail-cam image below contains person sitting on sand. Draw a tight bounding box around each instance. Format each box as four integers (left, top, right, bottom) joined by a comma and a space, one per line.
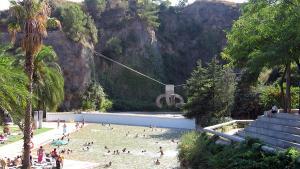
155, 159, 160, 165
104, 161, 112, 168
13, 156, 22, 166
6, 158, 12, 167
51, 148, 58, 158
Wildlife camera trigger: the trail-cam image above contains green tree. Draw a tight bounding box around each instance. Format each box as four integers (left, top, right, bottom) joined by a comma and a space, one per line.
81, 82, 112, 111
32, 46, 64, 112
0, 44, 29, 128
13, 46, 64, 112
184, 58, 236, 126
222, 0, 300, 113
136, 0, 160, 28
84, 0, 106, 19
9, 0, 50, 167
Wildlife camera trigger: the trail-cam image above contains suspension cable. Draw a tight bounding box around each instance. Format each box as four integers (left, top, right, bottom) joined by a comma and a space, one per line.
94, 52, 167, 86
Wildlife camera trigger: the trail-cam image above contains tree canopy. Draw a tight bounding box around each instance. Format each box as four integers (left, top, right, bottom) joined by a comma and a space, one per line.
184, 58, 235, 126
222, 0, 300, 112
0, 45, 29, 129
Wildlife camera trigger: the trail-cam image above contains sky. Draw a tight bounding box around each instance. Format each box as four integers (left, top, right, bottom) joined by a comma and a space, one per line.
0, 0, 246, 11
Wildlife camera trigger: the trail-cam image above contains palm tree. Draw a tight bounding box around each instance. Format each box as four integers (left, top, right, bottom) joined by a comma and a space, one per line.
32, 46, 64, 112
13, 45, 65, 114
7, 23, 21, 44
0, 44, 29, 129
9, 0, 50, 168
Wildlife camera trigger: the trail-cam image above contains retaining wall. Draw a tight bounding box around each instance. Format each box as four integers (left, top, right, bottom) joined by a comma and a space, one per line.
46, 112, 195, 129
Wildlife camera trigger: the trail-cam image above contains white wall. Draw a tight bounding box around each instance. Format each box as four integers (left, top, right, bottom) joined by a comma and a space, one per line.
46, 112, 195, 129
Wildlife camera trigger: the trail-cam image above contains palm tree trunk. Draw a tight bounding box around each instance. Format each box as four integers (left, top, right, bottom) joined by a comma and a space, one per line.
22, 51, 34, 169
280, 66, 287, 112
285, 63, 292, 113
0, 109, 5, 126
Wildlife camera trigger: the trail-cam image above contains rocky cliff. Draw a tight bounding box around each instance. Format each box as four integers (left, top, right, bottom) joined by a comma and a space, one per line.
44, 31, 95, 110
158, 1, 239, 84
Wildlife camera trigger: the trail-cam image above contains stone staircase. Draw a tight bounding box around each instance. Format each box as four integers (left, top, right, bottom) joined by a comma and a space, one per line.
237, 113, 300, 149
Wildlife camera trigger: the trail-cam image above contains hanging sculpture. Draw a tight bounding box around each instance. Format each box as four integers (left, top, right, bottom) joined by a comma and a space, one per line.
156, 85, 184, 108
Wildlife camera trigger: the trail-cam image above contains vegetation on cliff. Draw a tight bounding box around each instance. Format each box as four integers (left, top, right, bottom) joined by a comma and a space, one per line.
55, 3, 98, 44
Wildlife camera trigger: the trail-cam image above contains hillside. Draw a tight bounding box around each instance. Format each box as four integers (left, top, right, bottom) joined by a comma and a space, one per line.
0, 0, 240, 111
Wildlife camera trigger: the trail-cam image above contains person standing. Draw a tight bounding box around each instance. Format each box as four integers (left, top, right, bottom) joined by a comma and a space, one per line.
63, 123, 67, 135
37, 146, 44, 163
55, 156, 61, 169
271, 105, 278, 114
82, 118, 85, 127
57, 119, 60, 129
0, 158, 8, 169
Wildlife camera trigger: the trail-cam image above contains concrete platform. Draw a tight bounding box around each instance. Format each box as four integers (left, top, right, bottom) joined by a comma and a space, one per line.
238, 113, 300, 149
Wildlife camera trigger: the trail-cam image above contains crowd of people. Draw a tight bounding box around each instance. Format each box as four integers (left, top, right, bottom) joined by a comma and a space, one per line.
0, 120, 178, 168
0, 156, 22, 168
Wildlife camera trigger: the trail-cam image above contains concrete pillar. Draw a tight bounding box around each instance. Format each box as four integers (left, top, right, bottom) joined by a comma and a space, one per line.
38, 111, 43, 129
33, 111, 39, 129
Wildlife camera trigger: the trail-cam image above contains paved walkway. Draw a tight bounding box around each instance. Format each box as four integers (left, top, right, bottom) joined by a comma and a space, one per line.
0, 122, 100, 169
0, 122, 78, 158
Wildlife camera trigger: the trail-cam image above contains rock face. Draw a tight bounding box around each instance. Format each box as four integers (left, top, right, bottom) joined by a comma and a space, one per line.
158, 1, 240, 84
92, 1, 240, 110
0, 30, 94, 111
44, 31, 94, 110
93, 6, 165, 110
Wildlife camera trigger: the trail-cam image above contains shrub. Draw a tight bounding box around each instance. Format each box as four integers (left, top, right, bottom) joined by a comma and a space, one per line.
84, 0, 106, 19
103, 37, 123, 59
99, 99, 113, 112
259, 85, 300, 111
81, 82, 112, 111
178, 132, 300, 169
46, 17, 62, 31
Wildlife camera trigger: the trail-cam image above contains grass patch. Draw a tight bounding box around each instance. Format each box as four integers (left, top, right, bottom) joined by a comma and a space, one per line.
0, 126, 52, 147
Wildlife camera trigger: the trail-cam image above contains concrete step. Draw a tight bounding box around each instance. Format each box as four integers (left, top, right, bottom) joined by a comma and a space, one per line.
258, 116, 300, 128
273, 113, 300, 121
250, 121, 300, 136
239, 131, 300, 149
245, 126, 300, 144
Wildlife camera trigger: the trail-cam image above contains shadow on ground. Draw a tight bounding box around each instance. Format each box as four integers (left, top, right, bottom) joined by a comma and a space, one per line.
148, 129, 190, 141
